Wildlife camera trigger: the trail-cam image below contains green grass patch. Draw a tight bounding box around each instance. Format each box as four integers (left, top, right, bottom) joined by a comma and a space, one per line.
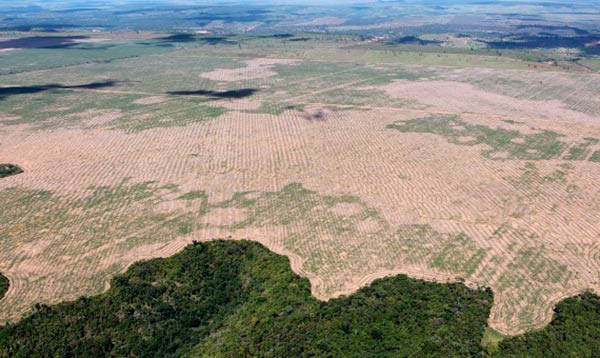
388, 115, 568, 160
114, 104, 226, 132
208, 183, 385, 235
310, 88, 386, 106
0, 40, 175, 76
589, 150, 600, 163
431, 234, 487, 276
577, 58, 600, 72
0, 90, 146, 130
563, 137, 599, 161
481, 327, 507, 353
509, 162, 570, 189
178, 191, 208, 201
199, 184, 488, 284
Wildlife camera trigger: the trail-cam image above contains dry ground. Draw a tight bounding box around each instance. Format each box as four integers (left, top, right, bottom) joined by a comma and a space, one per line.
0, 42, 599, 336
200, 58, 299, 82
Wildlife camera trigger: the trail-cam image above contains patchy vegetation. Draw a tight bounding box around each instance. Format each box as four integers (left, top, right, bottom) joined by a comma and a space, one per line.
186, 183, 490, 295
115, 103, 226, 132
589, 150, 600, 163
387, 115, 599, 162
0, 181, 195, 321
564, 137, 599, 160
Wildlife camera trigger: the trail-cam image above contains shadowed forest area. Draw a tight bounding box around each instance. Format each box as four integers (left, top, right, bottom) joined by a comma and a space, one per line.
0, 274, 7, 300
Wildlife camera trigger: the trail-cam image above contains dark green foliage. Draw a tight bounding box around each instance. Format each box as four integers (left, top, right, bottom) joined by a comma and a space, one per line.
0, 273, 8, 300
494, 292, 600, 358
0, 164, 23, 178
0, 241, 597, 357
198, 270, 492, 358
0, 240, 493, 357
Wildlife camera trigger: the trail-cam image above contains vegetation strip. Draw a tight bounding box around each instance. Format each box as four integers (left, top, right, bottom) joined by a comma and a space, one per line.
388, 115, 600, 162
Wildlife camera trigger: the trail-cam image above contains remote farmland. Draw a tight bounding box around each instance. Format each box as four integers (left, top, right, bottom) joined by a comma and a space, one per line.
0, 28, 599, 344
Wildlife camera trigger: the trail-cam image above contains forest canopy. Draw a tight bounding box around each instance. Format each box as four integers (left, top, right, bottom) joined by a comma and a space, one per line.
0, 240, 597, 357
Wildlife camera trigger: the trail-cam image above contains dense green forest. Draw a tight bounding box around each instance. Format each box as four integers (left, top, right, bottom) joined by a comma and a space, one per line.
0, 274, 8, 300
0, 240, 491, 357
0, 240, 597, 357
0, 164, 23, 179
496, 292, 600, 357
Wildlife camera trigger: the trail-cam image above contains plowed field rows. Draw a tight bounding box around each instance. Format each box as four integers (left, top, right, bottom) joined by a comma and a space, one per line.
1, 37, 599, 335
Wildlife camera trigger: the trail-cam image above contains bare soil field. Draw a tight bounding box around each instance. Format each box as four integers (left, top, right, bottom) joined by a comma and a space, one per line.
200, 58, 299, 82
0, 37, 599, 336
376, 79, 597, 123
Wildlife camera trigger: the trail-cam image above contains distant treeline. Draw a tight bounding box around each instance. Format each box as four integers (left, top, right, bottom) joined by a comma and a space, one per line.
486, 34, 600, 55
0, 240, 597, 357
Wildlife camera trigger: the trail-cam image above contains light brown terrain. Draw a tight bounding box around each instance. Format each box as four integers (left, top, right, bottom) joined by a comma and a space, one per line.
200, 58, 299, 82
0, 45, 599, 337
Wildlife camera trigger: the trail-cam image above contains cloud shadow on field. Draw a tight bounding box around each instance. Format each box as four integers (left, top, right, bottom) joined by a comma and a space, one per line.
0, 81, 124, 100
167, 88, 258, 99
157, 33, 197, 42
287, 37, 310, 42
300, 109, 327, 122
0, 36, 90, 49
151, 34, 237, 46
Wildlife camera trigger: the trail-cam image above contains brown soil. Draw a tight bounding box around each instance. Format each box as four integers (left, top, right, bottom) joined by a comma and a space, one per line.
0, 61, 599, 338
200, 58, 299, 82
133, 96, 168, 105
377, 80, 597, 124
